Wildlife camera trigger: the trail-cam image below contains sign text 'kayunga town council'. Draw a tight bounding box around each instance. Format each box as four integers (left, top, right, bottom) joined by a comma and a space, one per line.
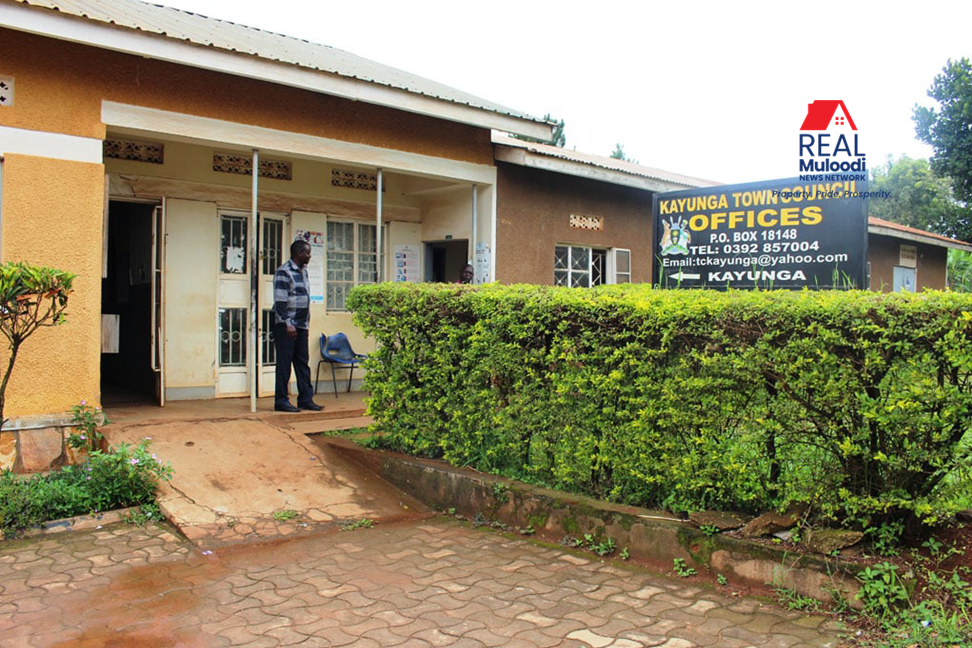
653, 177, 869, 289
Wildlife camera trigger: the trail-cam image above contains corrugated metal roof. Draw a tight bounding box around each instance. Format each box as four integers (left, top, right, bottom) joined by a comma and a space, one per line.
492, 133, 720, 189
868, 216, 972, 249
13, 0, 546, 125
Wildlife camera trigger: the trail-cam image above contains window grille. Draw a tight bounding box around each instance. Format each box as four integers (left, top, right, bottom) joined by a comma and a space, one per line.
220, 215, 247, 274
261, 218, 283, 275
219, 308, 247, 366
261, 310, 275, 366
327, 221, 378, 310
555, 245, 612, 287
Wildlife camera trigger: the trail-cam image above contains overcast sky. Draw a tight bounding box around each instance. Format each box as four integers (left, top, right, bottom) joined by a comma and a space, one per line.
156, 0, 971, 185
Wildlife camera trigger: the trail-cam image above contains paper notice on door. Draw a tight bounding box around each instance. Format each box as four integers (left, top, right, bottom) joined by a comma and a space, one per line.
295, 230, 325, 304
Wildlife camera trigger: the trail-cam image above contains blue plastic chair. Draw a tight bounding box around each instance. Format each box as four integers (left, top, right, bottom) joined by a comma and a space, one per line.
315, 333, 367, 398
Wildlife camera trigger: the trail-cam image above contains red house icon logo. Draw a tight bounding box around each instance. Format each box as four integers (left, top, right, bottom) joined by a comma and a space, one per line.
800, 100, 857, 131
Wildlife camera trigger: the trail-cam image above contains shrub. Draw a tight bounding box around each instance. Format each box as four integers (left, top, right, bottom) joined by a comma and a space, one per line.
0, 440, 172, 536
67, 401, 109, 452
349, 283, 972, 530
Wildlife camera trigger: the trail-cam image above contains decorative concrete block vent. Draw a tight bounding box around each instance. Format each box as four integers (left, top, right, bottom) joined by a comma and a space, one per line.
0, 421, 90, 473
569, 214, 603, 231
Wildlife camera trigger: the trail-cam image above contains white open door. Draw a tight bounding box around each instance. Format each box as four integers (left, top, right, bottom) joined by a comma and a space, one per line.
150, 198, 166, 406
216, 210, 287, 397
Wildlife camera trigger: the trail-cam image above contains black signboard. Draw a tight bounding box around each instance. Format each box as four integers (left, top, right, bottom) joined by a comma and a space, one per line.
652, 177, 868, 289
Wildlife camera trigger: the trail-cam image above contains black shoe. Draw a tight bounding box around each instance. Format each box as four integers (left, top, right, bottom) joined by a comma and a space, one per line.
298, 401, 323, 411
275, 402, 300, 412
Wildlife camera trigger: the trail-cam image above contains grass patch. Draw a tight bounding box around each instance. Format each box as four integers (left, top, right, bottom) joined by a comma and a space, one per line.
340, 518, 374, 532
315, 426, 372, 438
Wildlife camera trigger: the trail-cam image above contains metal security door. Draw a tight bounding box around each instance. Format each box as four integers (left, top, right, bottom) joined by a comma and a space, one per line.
216, 211, 286, 397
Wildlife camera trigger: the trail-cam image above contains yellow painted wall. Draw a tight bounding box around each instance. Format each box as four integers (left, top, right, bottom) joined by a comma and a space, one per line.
0, 28, 492, 164
0, 154, 103, 416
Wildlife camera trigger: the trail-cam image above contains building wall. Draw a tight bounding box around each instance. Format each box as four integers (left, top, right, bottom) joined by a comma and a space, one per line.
0, 26, 497, 414
0, 154, 104, 418
0, 28, 492, 164
494, 163, 653, 285
868, 234, 947, 292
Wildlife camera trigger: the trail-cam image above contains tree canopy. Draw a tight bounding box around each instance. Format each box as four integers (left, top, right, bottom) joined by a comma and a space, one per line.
913, 58, 972, 206
869, 155, 972, 242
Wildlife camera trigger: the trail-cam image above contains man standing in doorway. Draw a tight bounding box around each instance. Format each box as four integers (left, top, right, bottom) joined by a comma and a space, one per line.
272, 239, 321, 412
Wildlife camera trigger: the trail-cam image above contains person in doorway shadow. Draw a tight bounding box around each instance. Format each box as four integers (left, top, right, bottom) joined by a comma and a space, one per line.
272, 239, 322, 412
458, 263, 474, 284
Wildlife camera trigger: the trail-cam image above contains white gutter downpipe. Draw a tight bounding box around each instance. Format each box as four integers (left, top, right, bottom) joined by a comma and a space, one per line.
250, 149, 259, 414
471, 184, 478, 282
376, 168, 383, 282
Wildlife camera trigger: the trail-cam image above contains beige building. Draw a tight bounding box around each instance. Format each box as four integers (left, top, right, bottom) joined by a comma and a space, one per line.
0, 0, 551, 422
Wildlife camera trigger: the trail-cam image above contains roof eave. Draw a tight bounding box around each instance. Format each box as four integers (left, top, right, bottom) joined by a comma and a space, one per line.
868, 223, 972, 252
0, 3, 552, 139
493, 143, 699, 193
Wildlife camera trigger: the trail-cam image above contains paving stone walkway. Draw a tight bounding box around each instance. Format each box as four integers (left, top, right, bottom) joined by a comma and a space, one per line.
0, 518, 842, 648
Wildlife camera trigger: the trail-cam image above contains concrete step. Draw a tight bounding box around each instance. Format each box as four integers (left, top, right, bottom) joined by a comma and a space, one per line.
288, 416, 373, 435
263, 407, 367, 428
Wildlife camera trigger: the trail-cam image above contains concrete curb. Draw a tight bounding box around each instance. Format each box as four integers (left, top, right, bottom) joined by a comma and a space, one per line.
14, 507, 140, 539
325, 437, 863, 608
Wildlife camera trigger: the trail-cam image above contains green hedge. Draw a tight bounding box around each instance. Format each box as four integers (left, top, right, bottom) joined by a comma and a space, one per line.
349, 284, 972, 528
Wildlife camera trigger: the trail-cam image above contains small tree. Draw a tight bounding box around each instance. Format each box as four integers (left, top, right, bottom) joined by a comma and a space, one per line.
610, 143, 638, 164
0, 262, 75, 429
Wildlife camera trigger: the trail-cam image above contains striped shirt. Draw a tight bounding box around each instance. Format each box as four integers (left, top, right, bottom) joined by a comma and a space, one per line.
273, 259, 310, 329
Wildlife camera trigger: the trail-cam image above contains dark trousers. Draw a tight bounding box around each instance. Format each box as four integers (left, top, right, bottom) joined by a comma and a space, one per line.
273, 324, 314, 406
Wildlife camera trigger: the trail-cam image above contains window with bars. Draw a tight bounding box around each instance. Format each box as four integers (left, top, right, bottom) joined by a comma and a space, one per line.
222, 214, 283, 275
261, 310, 275, 366
555, 245, 593, 287
218, 308, 247, 366
554, 245, 617, 287
218, 310, 276, 368
326, 221, 377, 311
261, 218, 283, 275
220, 215, 247, 274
